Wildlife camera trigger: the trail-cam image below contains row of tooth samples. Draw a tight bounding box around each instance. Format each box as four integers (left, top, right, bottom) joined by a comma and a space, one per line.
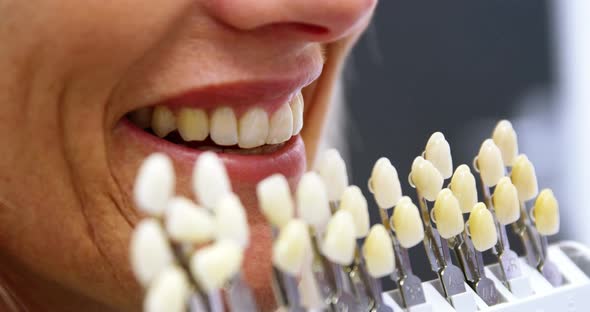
130, 92, 304, 148
130, 152, 257, 312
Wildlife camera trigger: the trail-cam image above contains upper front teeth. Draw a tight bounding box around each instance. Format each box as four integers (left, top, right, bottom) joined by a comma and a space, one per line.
144, 92, 304, 149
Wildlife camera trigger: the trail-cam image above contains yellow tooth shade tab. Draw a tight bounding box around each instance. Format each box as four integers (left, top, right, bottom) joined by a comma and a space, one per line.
339, 185, 370, 238
256, 174, 294, 228
492, 120, 519, 167
468, 202, 498, 252
272, 219, 312, 275
476, 139, 505, 187
368, 158, 402, 209
492, 177, 520, 225
322, 210, 356, 265
510, 154, 539, 202
391, 196, 425, 248
433, 189, 464, 239
424, 132, 454, 179
316, 149, 349, 202
533, 189, 560, 235
449, 165, 478, 213
296, 172, 331, 230
362, 224, 395, 278
410, 156, 444, 201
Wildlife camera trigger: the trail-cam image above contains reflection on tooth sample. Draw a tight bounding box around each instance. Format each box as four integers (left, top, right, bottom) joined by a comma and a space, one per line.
316, 149, 349, 202
130, 219, 174, 287
190, 239, 244, 292
468, 203, 498, 252
510, 154, 539, 201
433, 189, 464, 239
492, 120, 519, 166
339, 185, 370, 238
210, 107, 238, 146
363, 224, 395, 278
450, 165, 478, 213
492, 177, 520, 225
322, 210, 356, 265
215, 193, 250, 248
411, 156, 443, 201
129, 107, 153, 129
477, 139, 505, 187
134, 153, 175, 216
239, 108, 269, 148
392, 196, 425, 248
257, 174, 294, 228
193, 152, 231, 209
152, 106, 176, 138
296, 172, 331, 230
267, 103, 293, 144
533, 189, 560, 235
144, 266, 189, 312
165, 197, 215, 244
177, 108, 209, 141
369, 158, 402, 209
291, 92, 304, 135
273, 219, 311, 275
425, 132, 453, 179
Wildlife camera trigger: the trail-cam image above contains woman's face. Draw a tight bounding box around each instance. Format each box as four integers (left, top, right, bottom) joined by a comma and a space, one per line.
0, 1, 376, 310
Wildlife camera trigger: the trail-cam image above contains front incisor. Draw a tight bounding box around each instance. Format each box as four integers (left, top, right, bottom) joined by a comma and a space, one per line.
533, 189, 560, 235
410, 156, 443, 201
391, 196, 424, 248
492, 120, 519, 167
316, 149, 349, 202
433, 189, 464, 239
368, 158, 402, 209
468, 203, 498, 251
322, 210, 356, 265
272, 219, 311, 275
362, 224, 395, 278
476, 139, 505, 187
510, 154, 539, 201
492, 177, 520, 225
339, 185, 370, 238
449, 165, 478, 213
257, 174, 294, 228
424, 132, 453, 179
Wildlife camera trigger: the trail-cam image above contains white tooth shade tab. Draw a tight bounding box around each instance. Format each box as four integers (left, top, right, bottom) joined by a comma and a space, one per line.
391, 196, 424, 248
316, 149, 349, 202
291, 92, 304, 135
152, 106, 176, 138
129, 107, 153, 129
322, 210, 356, 265
533, 189, 560, 235
190, 240, 244, 292
239, 108, 269, 148
272, 219, 312, 275
130, 219, 174, 286
476, 139, 505, 187
215, 193, 250, 248
424, 132, 453, 179
296, 172, 331, 230
492, 177, 521, 225
193, 151, 231, 210
144, 266, 190, 312
510, 154, 539, 201
410, 156, 444, 201
210, 107, 238, 146
338, 185, 370, 238
492, 120, 519, 167
267, 103, 294, 144
468, 203, 498, 252
368, 157, 402, 209
257, 174, 294, 228
177, 108, 209, 142
449, 165, 478, 213
134, 153, 175, 216
363, 224, 395, 278
165, 196, 215, 244
433, 189, 464, 239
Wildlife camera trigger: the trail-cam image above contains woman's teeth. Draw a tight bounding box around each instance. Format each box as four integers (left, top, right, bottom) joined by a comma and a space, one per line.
128, 92, 304, 150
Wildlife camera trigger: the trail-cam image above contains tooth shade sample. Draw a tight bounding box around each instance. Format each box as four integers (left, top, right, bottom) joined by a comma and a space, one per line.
215, 193, 250, 248
165, 197, 215, 244
239, 108, 269, 148
449, 165, 478, 213
267, 103, 293, 144
468, 203, 498, 251
476, 139, 505, 187
492, 120, 519, 167
257, 174, 294, 228
129, 107, 153, 129
533, 189, 560, 235
177, 108, 209, 141
338, 185, 370, 238
210, 107, 238, 146
291, 92, 304, 135
134, 153, 175, 216
190, 240, 244, 292
368, 157, 402, 209
152, 106, 176, 138
492, 177, 520, 225
322, 210, 356, 265
193, 151, 231, 210
130, 219, 174, 286
144, 266, 190, 312
316, 149, 349, 202
433, 189, 464, 239
392, 196, 425, 248
510, 154, 539, 201
424, 132, 453, 179
363, 224, 395, 278
296, 172, 331, 230
410, 156, 444, 201
272, 219, 311, 275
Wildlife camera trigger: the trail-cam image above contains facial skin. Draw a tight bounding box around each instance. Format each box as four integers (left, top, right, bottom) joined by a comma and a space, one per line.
0, 1, 376, 311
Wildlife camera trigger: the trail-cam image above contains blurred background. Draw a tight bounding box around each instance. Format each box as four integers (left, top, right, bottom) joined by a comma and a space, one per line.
338, 0, 590, 283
